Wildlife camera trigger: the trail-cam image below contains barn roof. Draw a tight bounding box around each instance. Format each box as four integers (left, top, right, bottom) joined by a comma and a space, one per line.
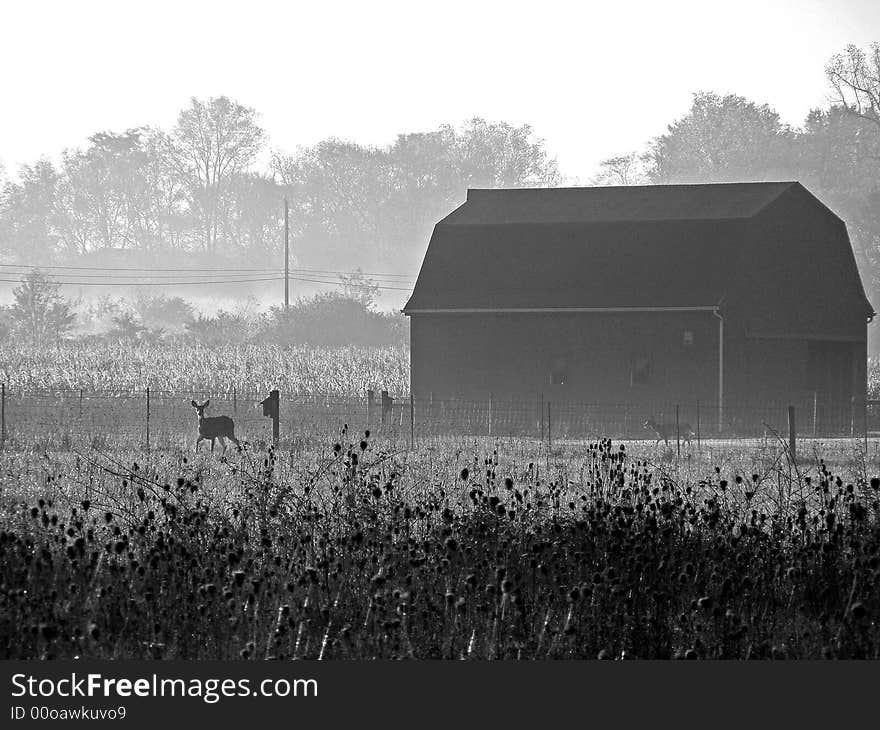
403, 182, 855, 313
440, 181, 797, 225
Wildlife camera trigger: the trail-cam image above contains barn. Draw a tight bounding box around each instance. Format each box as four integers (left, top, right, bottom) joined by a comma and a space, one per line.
403, 182, 875, 436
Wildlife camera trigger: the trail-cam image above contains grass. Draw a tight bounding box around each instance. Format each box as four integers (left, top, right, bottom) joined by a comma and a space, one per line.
1, 432, 878, 659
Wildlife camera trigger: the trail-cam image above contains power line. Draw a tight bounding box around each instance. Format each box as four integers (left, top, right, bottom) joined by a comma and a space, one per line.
0, 263, 417, 280
267, 276, 412, 291
0, 275, 413, 290
0, 270, 413, 286
288, 267, 415, 280
0, 263, 278, 273
0, 272, 279, 280
0, 276, 284, 286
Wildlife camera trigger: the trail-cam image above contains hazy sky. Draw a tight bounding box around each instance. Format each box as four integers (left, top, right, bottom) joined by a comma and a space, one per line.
1, 0, 879, 181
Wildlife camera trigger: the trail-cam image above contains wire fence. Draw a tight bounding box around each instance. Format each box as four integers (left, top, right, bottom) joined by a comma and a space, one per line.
0, 384, 874, 452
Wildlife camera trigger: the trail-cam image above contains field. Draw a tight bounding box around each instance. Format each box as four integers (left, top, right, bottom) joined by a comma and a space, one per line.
0, 342, 410, 394
2, 431, 879, 659
1, 343, 879, 660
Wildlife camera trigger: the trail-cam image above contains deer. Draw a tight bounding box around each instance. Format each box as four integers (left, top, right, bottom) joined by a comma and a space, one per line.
191, 399, 241, 453
644, 418, 695, 447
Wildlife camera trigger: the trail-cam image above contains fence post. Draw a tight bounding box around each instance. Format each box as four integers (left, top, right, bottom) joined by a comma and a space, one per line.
1, 383, 5, 450
146, 387, 151, 452
696, 399, 701, 449
410, 394, 415, 450
367, 389, 375, 428
380, 390, 390, 427
260, 390, 280, 445
812, 391, 818, 437
233, 386, 237, 415
788, 405, 796, 462
547, 401, 552, 451
79, 388, 83, 419
488, 392, 492, 437
540, 392, 545, 443
273, 391, 280, 444
675, 404, 681, 457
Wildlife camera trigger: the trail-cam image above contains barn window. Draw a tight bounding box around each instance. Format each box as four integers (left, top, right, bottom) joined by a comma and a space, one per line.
683, 330, 694, 346
550, 357, 568, 385
630, 353, 651, 385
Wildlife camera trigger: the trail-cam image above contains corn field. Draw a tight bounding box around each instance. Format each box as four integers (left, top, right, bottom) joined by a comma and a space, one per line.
0, 342, 410, 395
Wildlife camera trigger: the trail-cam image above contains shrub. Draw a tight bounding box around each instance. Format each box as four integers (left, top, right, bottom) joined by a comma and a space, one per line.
263, 292, 406, 347
132, 294, 196, 335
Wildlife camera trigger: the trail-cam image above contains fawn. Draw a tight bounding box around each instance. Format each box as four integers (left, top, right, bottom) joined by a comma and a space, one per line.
191, 399, 241, 453
644, 418, 694, 446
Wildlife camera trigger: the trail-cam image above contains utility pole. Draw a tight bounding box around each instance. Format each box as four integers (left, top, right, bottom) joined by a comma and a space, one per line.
284, 197, 290, 311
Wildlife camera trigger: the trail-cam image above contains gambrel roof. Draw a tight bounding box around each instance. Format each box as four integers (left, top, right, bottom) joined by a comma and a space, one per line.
438, 182, 797, 225
403, 182, 872, 319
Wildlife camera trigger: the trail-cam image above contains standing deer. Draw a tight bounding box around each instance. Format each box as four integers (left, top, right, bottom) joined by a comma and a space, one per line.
191, 399, 240, 453
644, 418, 694, 447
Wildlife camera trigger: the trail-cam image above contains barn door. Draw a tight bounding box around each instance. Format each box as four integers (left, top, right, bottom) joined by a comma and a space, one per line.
808, 341, 854, 434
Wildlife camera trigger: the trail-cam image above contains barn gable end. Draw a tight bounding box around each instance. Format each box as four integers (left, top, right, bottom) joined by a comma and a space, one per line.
734, 182, 873, 339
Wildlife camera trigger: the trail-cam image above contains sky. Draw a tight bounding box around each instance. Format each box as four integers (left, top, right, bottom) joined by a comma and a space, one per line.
1, 0, 879, 183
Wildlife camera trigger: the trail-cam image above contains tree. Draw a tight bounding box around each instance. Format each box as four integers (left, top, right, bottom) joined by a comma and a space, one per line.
172, 97, 265, 254
139, 128, 197, 252
797, 106, 880, 281
826, 43, 880, 131
819, 43, 880, 300
644, 92, 797, 184
9, 270, 76, 345
0, 159, 61, 264
453, 118, 560, 188
591, 153, 647, 186
272, 138, 392, 265
338, 269, 380, 308
55, 129, 149, 255
221, 172, 284, 260
272, 118, 560, 273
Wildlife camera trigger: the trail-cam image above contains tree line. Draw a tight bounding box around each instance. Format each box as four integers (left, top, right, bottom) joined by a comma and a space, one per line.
0, 42, 878, 294
0, 108, 559, 277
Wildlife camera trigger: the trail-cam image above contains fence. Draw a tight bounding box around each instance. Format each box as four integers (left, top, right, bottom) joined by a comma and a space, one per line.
409, 395, 868, 442
0, 388, 403, 451
0, 384, 873, 452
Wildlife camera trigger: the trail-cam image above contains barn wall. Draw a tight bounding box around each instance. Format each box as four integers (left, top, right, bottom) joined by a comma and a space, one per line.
742, 187, 871, 338
723, 332, 869, 433
725, 332, 811, 407
721, 187, 871, 427
410, 311, 719, 410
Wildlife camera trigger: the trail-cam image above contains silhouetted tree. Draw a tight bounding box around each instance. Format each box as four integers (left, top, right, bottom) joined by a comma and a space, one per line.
827, 43, 880, 131
9, 270, 76, 345
172, 96, 265, 254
